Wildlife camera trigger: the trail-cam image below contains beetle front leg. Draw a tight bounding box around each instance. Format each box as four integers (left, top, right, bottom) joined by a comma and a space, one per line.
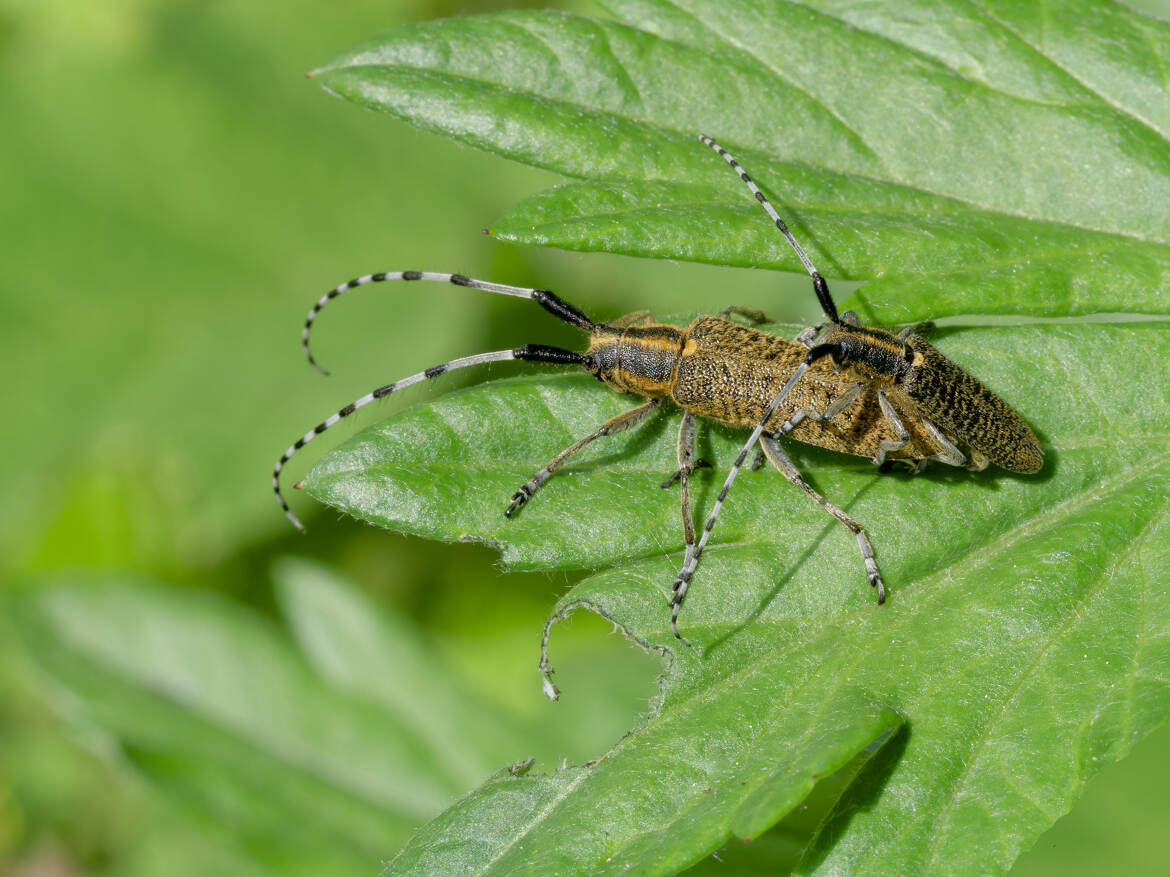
506, 398, 662, 516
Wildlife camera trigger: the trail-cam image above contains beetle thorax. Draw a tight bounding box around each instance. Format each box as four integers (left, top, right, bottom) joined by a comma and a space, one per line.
586, 324, 684, 396
825, 324, 917, 385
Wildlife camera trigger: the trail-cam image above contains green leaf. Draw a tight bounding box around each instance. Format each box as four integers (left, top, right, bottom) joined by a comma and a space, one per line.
273, 558, 523, 785
304, 321, 1170, 873
388, 691, 900, 875
312, 0, 1170, 322
305, 1, 1170, 873
14, 570, 524, 876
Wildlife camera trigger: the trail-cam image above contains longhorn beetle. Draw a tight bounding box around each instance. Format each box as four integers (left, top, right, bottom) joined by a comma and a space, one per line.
273, 134, 1043, 645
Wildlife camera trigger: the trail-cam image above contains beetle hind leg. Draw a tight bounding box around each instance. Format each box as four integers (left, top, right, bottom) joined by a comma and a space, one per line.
921, 418, 975, 469
760, 435, 885, 603
874, 391, 912, 467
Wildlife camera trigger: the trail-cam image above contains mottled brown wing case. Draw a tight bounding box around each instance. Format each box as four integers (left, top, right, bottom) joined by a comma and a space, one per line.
902, 338, 1043, 473
672, 318, 937, 464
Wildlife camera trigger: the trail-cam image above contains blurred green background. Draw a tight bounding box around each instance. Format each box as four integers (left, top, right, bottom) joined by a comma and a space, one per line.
1, 0, 1167, 873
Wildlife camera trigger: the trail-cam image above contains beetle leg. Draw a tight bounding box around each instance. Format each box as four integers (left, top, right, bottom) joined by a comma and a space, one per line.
897, 320, 935, 340
921, 418, 974, 469
669, 345, 842, 642
760, 435, 885, 603
795, 381, 866, 426
794, 323, 824, 347
818, 381, 865, 422
874, 390, 912, 466
610, 310, 654, 329
506, 398, 662, 516
668, 412, 698, 550
660, 457, 712, 487
718, 305, 770, 324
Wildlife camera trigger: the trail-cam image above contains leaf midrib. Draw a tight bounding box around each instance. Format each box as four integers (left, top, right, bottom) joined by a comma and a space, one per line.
477, 769, 591, 875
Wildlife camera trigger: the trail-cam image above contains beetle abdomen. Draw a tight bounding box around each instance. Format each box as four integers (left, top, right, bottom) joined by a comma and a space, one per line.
903, 340, 1043, 473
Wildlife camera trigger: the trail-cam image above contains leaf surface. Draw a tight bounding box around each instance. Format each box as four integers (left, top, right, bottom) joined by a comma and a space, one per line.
312, 0, 1170, 322
16, 564, 530, 876
302, 1, 1170, 873
305, 322, 1170, 874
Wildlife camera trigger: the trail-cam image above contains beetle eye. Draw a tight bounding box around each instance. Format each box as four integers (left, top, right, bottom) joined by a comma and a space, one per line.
903, 347, 914, 363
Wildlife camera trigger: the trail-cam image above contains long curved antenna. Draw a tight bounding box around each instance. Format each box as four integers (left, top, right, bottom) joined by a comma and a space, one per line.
273, 344, 589, 531
301, 271, 595, 374
698, 135, 840, 325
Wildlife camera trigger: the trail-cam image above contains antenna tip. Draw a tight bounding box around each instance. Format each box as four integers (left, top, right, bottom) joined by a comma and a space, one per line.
541, 675, 560, 701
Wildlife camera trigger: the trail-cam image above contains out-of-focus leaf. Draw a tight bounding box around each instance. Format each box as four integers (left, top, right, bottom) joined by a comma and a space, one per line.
16, 573, 526, 875
273, 557, 522, 784
0, 0, 561, 572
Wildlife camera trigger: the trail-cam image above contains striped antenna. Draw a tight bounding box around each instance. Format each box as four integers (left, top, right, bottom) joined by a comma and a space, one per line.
274, 344, 589, 531
301, 271, 594, 375
668, 352, 820, 642
698, 135, 840, 325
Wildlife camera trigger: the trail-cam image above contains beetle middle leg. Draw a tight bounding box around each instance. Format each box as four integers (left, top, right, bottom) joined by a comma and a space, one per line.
506, 398, 662, 516
660, 411, 713, 488
658, 411, 707, 552
874, 390, 912, 467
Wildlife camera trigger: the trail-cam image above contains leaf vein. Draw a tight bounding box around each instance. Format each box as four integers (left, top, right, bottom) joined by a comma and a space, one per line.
659, 0, 886, 170
969, 0, 1170, 144
919, 458, 1170, 870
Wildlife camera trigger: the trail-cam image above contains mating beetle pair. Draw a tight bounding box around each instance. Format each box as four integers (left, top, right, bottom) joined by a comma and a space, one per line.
273, 135, 1043, 644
